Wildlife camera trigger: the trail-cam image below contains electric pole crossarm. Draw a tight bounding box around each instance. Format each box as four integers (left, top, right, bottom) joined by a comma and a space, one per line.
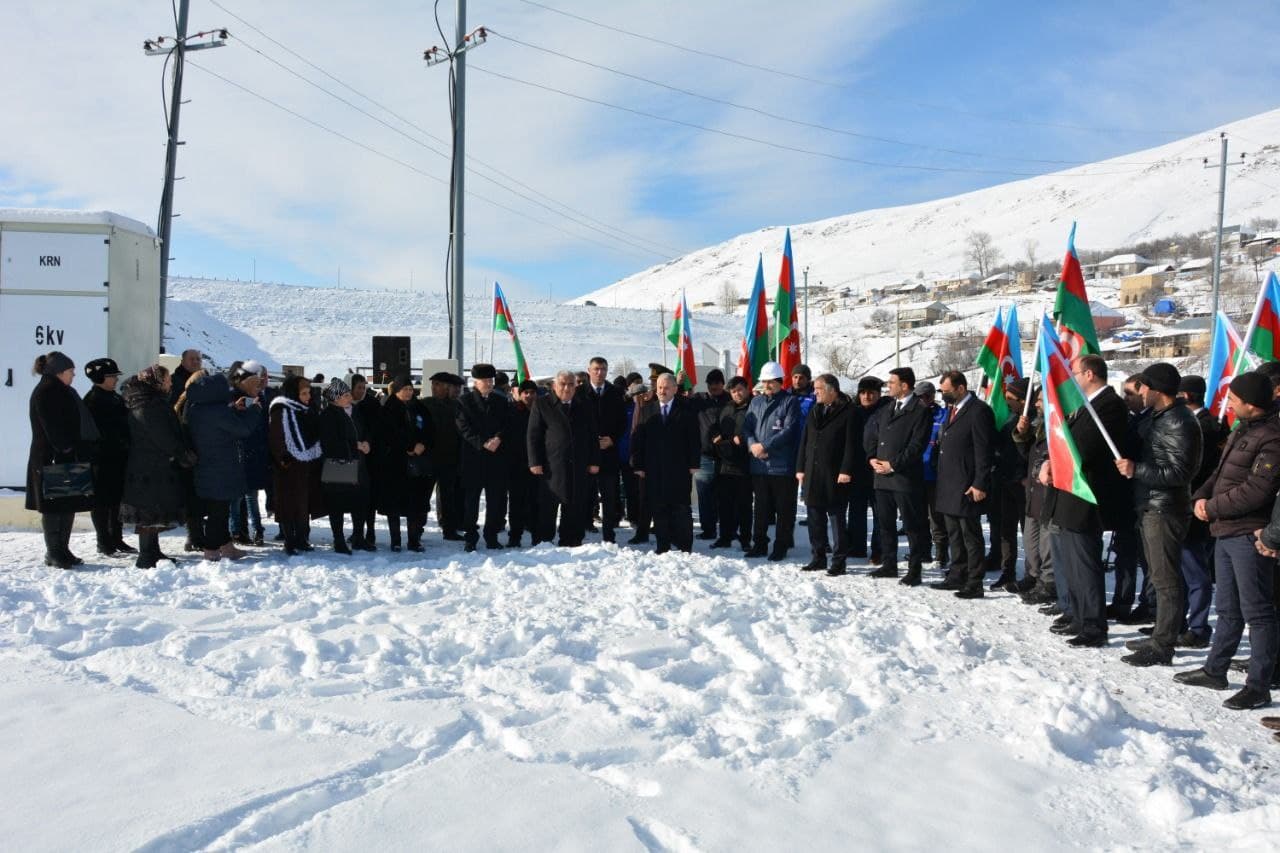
1202, 132, 1247, 318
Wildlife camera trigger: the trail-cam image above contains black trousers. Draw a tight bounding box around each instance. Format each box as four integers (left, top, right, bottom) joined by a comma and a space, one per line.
874, 487, 930, 571
1139, 509, 1190, 655
591, 465, 622, 541
507, 469, 538, 542
943, 513, 985, 590
715, 473, 753, 545
752, 474, 798, 551
807, 501, 849, 559
433, 464, 462, 535
652, 500, 693, 553
90, 505, 122, 549
622, 464, 640, 525
462, 466, 508, 544
1111, 523, 1151, 614
386, 511, 426, 547
923, 481, 948, 559
1050, 524, 1107, 638
537, 481, 587, 546
997, 481, 1024, 573
846, 485, 880, 558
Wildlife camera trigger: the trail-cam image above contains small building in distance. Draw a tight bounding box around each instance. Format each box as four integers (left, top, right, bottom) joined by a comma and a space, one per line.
1139, 316, 1212, 358
1089, 300, 1128, 335
1177, 257, 1214, 279
897, 300, 952, 330
933, 273, 980, 297
1119, 264, 1175, 306
1096, 253, 1153, 278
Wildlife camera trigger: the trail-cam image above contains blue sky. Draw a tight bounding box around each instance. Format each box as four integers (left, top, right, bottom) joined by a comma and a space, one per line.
1, 0, 1277, 301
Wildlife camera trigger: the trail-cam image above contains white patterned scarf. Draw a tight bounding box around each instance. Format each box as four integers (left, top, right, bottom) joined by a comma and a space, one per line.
269, 396, 323, 462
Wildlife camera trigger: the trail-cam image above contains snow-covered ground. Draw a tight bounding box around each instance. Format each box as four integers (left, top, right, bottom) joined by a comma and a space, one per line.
2, 515, 1277, 851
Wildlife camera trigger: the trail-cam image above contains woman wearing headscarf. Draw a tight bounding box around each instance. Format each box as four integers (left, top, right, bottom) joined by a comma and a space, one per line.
269, 374, 323, 555
26, 351, 99, 569
319, 377, 371, 554
349, 373, 381, 550
185, 370, 254, 561
83, 357, 134, 556
376, 376, 431, 552
120, 365, 194, 568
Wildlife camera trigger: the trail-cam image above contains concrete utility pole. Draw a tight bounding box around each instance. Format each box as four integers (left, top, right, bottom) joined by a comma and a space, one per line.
144, 3, 226, 347
803, 265, 810, 358
425, 6, 487, 363
1204, 132, 1245, 318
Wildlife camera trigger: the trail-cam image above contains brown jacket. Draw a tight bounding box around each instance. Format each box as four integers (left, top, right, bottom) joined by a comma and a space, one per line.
1192, 409, 1280, 538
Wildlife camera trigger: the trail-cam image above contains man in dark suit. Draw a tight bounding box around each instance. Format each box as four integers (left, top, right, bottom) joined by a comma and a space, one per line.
631, 372, 701, 554
456, 363, 512, 552
505, 380, 539, 548
577, 356, 627, 543
865, 367, 932, 584
1041, 354, 1129, 646
931, 371, 996, 599
797, 374, 863, 576
528, 370, 601, 547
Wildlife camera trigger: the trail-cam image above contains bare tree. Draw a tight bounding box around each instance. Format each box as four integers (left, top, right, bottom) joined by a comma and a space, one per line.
819, 340, 866, 378
615, 356, 637, 379
718, 280, 739, 314
1023, 237, 1039, 271
935, 331, 985, 372
870, 308, 895, 333
965, 231, 1002, 279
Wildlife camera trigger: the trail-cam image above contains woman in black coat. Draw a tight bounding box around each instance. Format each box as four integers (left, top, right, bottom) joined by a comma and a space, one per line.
269, 374, 323, 556
350, 373, 382, 549
26, 351, 98, 569
84, 358, 134, 556
186, 371, 254, 560
375, 377, 431, 552
120, 366, 194, 568
318, 378, 371, 555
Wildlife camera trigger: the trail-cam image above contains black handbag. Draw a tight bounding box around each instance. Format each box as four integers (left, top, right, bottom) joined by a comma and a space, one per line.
321, 458, 361, 486
41, 462, 95, 500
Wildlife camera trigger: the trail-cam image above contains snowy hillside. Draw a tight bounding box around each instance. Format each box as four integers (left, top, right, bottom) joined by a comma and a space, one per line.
166, 277, 744, 379
573, 109, 1280, 311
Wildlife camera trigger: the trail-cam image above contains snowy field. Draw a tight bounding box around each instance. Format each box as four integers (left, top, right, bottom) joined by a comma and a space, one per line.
2, 515, 1278, 852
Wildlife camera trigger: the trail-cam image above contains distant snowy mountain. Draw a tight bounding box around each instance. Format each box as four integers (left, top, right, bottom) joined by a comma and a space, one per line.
572, 109, 1280, 311
166, 278, 744, 379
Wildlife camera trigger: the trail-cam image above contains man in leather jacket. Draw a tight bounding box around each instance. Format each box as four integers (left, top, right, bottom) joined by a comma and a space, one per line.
1115, 363, 1202, 667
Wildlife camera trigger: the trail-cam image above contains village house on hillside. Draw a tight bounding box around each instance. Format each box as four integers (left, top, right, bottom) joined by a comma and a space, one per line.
1089, 300, 1127, 335
933, 273, 980, 297
1095, 253, 1153, 278
1177, 257, 1214, 279
1119, 264, 1175, 306
1140, 316, 1212, 358
898, 300, 952, 329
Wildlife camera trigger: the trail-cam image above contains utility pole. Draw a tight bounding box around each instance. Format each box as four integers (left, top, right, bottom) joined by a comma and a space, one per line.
1204, 132, 1245, 317
425, 9, 487, 366
803, 265, 809, 359
144, 6, 226, 347
895, 299, 901, 369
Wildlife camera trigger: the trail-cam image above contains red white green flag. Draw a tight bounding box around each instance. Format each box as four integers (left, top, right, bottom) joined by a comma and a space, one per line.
1244, 270, 1280, 364
665, 290, 698, 389
492, 282, 531, 383
1038, 313, 1097, 505
977, 307, 1012, 429
772, 228, 801, 388
738, 255, 771, 386
1052, 222, 1101, 359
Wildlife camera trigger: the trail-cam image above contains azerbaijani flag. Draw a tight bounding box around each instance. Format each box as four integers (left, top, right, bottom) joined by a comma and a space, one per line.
1207, 310, 1245, 423
1038, 314, 1097, 504
1003, 303, 1023, 380
665, 289, 698, 389
738, 255, 770, 385
1246, 270, 1280, 363
1052, 222, 1100, 359
977, 307, 1012, 428
772, 228, 801, 387
492, 282, 531, 383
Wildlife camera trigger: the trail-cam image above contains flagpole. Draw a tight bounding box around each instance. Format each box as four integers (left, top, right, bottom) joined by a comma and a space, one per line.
1079, 394, 1123, 461
1022, 310, 1043, 421
1230, 276, 1268, 378
490, 282, 497, 366
660, 303, 667, 365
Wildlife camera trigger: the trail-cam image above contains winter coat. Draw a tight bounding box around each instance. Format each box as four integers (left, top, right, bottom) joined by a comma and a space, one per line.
1192, 408, 1280, 538
422, 396, 460, 468
934, 394, 995, 518
456, 389, 513, 478
1014, 415, 1050, 520
741, 391, 802, 476
576, 382, 627, 471
26, 375, 98, 513
713, 400, 751, 476
318, 403, 369, 512
185, 373, 253, 501
119, 379, 190, 528
864, 394, 932, 493
240, 393, 271, 491
506, 401, 533, 474
84, 384, 130, 507
527, 395, 600, 506
630, 397, 700, 505
692, 390, 731, 456
922, 402, 945, 484
374, 394, 431, 517
1192, 406, 1225, 490
796, 395, 862, 507
1130, 401, 1201, 514
1044, 386, 1129, 533
269, 395, 324, 521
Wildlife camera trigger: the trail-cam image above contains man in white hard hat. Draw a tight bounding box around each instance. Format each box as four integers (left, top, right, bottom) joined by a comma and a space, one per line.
742, 361, 803, 561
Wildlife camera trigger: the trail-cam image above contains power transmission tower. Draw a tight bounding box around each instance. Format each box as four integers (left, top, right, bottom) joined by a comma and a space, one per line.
1203, 132, 1246, 317
425, 5, 488, 364
144, 2, 227, 347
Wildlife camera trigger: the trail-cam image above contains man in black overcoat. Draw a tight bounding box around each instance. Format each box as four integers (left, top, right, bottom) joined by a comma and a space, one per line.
796, 374, 862, 576
931, 370, 996, 598
528, 370, 601, 547
456, 363, 512, 551
865, 367, 933, 583
577, 356, 627, 543
84, 357, 135, 556
631, 372, 700, 554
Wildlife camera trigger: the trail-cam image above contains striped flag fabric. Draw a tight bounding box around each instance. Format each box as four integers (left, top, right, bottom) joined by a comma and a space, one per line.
977, 307, 1013, 429
1038, 314, 1097, 504
492, 282, 531, 383
738, 255, 770, 385
1052, 222, 1101, 359
772, 228, 801, 387
1246, 270, 1280, 363
665, 290, 698, 389
1207, 310, 1246, 424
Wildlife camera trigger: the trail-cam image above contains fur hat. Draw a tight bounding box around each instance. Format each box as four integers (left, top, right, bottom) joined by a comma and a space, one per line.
323, 377, 352, 403
85, 357, 122, 385
471, 363, 496, 380
857, 376, 883, 394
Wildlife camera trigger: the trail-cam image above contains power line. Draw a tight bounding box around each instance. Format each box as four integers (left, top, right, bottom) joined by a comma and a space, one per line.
488, 30, 1191, 169
183, 59, 664, 264
512, 0, 1193, 137
469, 64, 1159, 179
207, 0, 686, 258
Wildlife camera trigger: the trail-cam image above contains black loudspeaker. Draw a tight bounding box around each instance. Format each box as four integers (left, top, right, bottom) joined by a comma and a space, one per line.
372, 336, 411, 385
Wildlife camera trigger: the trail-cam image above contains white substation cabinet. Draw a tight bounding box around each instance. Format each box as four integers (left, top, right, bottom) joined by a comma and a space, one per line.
0, 210, 161, 487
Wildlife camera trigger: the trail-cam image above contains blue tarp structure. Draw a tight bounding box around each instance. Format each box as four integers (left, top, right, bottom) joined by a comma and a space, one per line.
1153, 298, 1176, 316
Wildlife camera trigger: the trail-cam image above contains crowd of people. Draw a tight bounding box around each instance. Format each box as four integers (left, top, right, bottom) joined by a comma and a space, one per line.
24, 345, 1280, 729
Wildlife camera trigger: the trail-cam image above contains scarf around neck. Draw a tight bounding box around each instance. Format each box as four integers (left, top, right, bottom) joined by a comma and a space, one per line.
270, 396, 322, 462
